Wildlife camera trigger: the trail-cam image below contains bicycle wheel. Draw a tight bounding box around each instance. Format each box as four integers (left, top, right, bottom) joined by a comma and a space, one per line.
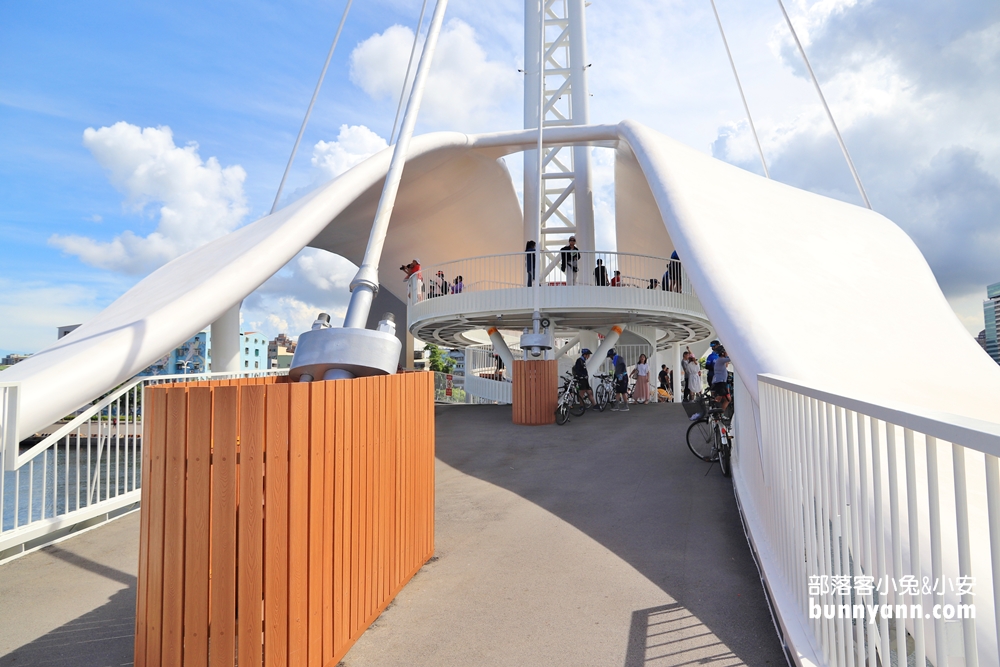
555, 401, 570, 425
595, 383, 610, 411
718, 426, 732, 477
686, 419, 717, 461
570, 392, 586, 417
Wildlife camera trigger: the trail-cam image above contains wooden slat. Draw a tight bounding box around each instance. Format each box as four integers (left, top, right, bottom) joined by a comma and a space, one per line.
288, 382, 310, 667
238, 385, 265, 667
160, 387, 187, 667
134, 387, 156, 667
350, 379, 362, 641
324, 381, 338, 661
307, 382, 325, 667
183, 387, 212, 667
144, 389, 169, 666
361, 377, 372, 627
210, 387, 239, 667
329, 383, 351, 653
265, 384, 290, 667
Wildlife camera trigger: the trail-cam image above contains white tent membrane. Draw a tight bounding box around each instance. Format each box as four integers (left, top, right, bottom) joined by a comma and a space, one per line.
4, 119, 998, 434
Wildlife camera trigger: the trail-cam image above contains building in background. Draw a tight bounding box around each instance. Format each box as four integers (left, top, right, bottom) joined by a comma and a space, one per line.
139, 331, 211, 376
242, 332, 268, 371
57, 324, 80, 339
985, 282, 1000, 364
1, 353, 31, 366
268, 333, 297, 369
447, 348, 465, 375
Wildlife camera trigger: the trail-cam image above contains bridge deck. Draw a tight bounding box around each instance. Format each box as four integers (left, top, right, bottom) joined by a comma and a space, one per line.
0, 403, 785, 667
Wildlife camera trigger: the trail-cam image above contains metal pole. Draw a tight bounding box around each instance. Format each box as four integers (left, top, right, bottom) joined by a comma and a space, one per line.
342, 0, 450, 329
390, 0, 430, 145
270, 0, 354, 214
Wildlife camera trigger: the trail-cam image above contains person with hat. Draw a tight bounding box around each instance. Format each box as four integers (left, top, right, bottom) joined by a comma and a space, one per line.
560, 236, 581, 286
608, 348, 629, 411
401, 258, 422, 301
711, 345, 732, 413
705, 339, 721, 386
573, 348, 595, 408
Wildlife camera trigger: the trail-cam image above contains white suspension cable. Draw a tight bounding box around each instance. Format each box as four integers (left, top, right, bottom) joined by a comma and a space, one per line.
710, 0, 769, 179
342, 0, 451, 328
776, 0, 872, 209
270, 0, 354, 215
390, 0, 430, 145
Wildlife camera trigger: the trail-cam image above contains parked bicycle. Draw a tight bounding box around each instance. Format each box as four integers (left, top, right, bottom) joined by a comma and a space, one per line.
593, 373, 614, 411
556, 372, 588, 425
686, 396, 735, 476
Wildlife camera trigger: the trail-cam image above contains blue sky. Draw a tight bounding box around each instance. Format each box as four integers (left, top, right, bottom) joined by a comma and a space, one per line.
2, 0, 999, 355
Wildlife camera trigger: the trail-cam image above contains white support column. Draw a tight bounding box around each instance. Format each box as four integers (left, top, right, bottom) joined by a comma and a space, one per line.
211, 301, 242, 373
672, 343, 683, 403
487, 327, 515, 370
586, 324, 624, 376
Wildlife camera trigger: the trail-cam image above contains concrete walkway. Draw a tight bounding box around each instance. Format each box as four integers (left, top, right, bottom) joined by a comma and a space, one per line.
0, 403, 785, 667
343, 404, 785, 667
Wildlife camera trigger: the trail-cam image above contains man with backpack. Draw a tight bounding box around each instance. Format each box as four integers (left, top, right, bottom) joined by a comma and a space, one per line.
573, 348, 596, 408
607, 348, 630, 411
705, 339, 721, 386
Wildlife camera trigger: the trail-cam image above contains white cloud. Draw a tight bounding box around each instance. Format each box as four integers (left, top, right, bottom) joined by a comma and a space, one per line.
311, 124, 388, 179
705, 0, 1000, 333
241, 249, 358, 341
349, 19, 520, 131
49, 122, 248, 274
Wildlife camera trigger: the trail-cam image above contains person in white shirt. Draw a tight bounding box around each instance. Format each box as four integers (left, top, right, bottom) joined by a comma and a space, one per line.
630, 354, 651, 404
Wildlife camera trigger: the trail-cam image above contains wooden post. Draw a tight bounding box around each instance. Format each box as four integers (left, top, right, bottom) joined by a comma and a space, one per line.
512, 359, 558, 425
135, 373, 435, 666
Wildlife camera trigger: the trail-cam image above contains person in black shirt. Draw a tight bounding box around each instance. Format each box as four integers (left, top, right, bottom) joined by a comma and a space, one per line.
560, 236, 581, 285
594, 259, 609, 286
573, 348, 595, 407
525, 240, 536, 286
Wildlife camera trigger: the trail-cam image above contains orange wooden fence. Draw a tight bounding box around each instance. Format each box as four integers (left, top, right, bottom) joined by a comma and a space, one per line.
135, 372, 435, 667
512, 360, 558, 425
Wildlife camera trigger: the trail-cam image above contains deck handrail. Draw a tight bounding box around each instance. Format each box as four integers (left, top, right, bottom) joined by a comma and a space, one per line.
406, 250, 693, 305
747, 373, 1000, 667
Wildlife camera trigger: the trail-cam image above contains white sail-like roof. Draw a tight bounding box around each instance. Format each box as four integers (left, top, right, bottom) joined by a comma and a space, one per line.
3, 120, 997, 439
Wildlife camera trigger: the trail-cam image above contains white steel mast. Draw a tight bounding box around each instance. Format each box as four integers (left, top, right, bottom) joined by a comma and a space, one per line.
523, 0, 595, 264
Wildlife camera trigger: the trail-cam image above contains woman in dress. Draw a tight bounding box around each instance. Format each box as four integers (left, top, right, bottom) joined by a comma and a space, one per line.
631, 353, 651, 404
683, 350, 702, 401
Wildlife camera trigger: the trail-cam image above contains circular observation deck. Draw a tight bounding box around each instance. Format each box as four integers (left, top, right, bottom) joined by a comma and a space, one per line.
405, 251, 712, 346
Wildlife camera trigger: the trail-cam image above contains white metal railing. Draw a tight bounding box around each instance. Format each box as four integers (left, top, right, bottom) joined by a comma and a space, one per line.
745, 374, 1000, 667
0, 368, 287, 556
406, 251, 693, 305
463, 344, 522, 404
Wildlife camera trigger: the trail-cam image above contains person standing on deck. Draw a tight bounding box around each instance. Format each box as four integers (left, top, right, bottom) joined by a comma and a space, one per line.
560, 237, 580, 286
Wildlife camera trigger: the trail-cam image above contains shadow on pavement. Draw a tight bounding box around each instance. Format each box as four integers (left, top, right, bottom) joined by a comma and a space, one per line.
0, 585, 135, 667
434, 403, 785, 667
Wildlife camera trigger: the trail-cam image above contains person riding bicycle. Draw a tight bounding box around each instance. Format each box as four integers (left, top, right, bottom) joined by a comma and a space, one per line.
573, 349, 595, 407
608, 348, 630, 411
711, 346, 732, 413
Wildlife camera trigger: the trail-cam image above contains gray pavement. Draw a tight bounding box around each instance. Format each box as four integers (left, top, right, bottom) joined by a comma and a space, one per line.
343, 403, 785, 666
0, 403, 785, 667
0, 511, 138, 667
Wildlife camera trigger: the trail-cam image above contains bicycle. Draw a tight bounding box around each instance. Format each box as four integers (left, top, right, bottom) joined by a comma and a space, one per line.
593, 373, 614, 411
686, 397, 734, 476
555, 373, 588, 425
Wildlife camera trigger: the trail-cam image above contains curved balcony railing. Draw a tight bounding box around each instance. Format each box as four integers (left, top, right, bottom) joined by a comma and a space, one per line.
404, 251, 694, 306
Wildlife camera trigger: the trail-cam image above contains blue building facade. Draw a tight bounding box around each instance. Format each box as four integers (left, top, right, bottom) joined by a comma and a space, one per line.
241, 331, 268, 371
985, 282, 1000, 364
140, 330, 211, 376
